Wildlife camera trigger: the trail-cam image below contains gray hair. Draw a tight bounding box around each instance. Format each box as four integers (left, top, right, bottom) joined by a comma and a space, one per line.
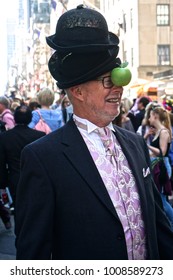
0, 96, 10, 108
37, 88, 55, 106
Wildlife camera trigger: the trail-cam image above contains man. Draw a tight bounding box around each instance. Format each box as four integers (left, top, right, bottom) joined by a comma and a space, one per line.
15, 5, 173, 260
0, 105, 46, 210
128, 97, 150, 132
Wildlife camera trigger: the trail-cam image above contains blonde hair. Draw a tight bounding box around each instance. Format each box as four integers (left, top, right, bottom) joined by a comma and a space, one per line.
10, 101, 20, 113
122, 98, 133, 114
169, 112, 173, 127
37, 88, 55, 106
152, 106, 172, 137
143, 102, 162, 126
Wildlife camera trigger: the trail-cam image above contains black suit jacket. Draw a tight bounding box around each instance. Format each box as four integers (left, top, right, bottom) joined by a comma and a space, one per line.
128, 109, 145, 132
15, 119, 173, 260
0, 125, 45, 196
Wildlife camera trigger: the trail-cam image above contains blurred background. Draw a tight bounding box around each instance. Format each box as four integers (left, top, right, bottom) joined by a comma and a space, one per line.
0, 0, 173, 104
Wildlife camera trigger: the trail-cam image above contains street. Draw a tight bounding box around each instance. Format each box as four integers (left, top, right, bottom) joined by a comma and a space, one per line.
0, 215, 16, 260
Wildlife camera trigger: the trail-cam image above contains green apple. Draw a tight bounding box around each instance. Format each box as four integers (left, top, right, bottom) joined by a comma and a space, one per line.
111, 61, 132, 87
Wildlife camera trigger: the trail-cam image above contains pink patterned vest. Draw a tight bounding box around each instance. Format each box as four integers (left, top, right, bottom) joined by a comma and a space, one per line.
82, 131, 147, 260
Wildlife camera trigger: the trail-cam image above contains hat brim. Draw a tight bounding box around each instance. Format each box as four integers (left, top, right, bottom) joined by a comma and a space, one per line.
48, 50, 121, 89
46, 32, 119, 53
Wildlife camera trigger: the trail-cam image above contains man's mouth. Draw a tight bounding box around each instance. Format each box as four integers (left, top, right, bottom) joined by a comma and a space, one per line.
106, 98, 120, 104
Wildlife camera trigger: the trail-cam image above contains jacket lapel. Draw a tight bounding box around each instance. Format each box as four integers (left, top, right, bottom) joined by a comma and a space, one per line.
61, 120, 119, 219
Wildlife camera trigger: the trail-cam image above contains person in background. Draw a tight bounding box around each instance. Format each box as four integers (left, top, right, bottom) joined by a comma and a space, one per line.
61, 94, 71, 109
112, 103, 135, 132
0, 105, 46, 211
61, 94, 73, 124
147, 106, 173, 230
15, 5, 173, 260
128, 96, 150, 132
58, 90, 66, 109
122, 97, 133, 115
28, 87, 63, 132
13, 94, 24, 105
0, 96, 15, 130
10, 101, 21, 114
168, 112, 173, 168
28, 98, 41, 111
167, 112, 173, 209
136, 102, 161, 145
51, 89, 66, 110
161, 98, 173, 170
64, 104, 73, 124
0, 198, 11, 230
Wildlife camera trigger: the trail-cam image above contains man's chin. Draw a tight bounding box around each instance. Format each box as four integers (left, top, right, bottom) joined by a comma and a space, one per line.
111, 110, 120, 120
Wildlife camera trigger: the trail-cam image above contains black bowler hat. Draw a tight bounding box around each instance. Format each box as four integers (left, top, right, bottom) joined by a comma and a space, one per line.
46, 5, 121, 89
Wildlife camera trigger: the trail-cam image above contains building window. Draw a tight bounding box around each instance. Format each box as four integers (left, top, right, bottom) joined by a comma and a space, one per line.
124, 50, 127, 63
95, 0, 100, 9
157, 45, 170, 65
123, 13, 126, 33
130, 9, 133, 29
131, 48, 134, 67
157, 4, 170, 25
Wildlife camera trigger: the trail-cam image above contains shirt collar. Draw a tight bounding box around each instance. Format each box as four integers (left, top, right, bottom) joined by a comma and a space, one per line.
73, 114, 115, 134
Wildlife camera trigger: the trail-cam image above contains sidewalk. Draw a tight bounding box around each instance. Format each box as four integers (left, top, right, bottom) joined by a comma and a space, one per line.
0, 215, 16, 260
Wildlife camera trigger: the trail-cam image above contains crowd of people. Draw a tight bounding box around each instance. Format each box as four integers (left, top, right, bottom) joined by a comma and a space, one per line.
0, 87, 72, 229
0, 5, 173, 259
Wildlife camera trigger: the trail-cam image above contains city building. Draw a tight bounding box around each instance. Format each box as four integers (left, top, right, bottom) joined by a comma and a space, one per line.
2, 0, 173, 100
99, 0, 173, 99
0, 1, 18, 94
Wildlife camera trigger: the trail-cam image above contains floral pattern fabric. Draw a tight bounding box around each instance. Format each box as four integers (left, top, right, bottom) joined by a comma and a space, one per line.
82, 129, 147, 260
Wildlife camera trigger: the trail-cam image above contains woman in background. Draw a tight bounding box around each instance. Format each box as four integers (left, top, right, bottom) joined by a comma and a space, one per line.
113, 103, 135, 132
147, 106, 173, 230
28, 88, 63, 132
136, 102, 161, 144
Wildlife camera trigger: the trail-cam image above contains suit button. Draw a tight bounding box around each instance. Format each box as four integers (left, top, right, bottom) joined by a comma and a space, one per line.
117, 234, 123, 240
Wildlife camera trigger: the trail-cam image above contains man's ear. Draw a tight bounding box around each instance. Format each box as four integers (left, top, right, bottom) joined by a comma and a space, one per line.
69, 85, 84, 101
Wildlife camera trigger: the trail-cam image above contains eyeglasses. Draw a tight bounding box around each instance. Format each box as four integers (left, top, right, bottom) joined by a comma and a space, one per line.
95, 76, 114, 89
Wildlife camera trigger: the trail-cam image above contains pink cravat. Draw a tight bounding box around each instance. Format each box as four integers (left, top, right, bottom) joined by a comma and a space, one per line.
96, 127, 116, 165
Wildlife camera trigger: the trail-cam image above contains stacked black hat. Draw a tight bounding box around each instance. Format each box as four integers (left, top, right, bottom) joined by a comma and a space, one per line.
46, 4, 121, 89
